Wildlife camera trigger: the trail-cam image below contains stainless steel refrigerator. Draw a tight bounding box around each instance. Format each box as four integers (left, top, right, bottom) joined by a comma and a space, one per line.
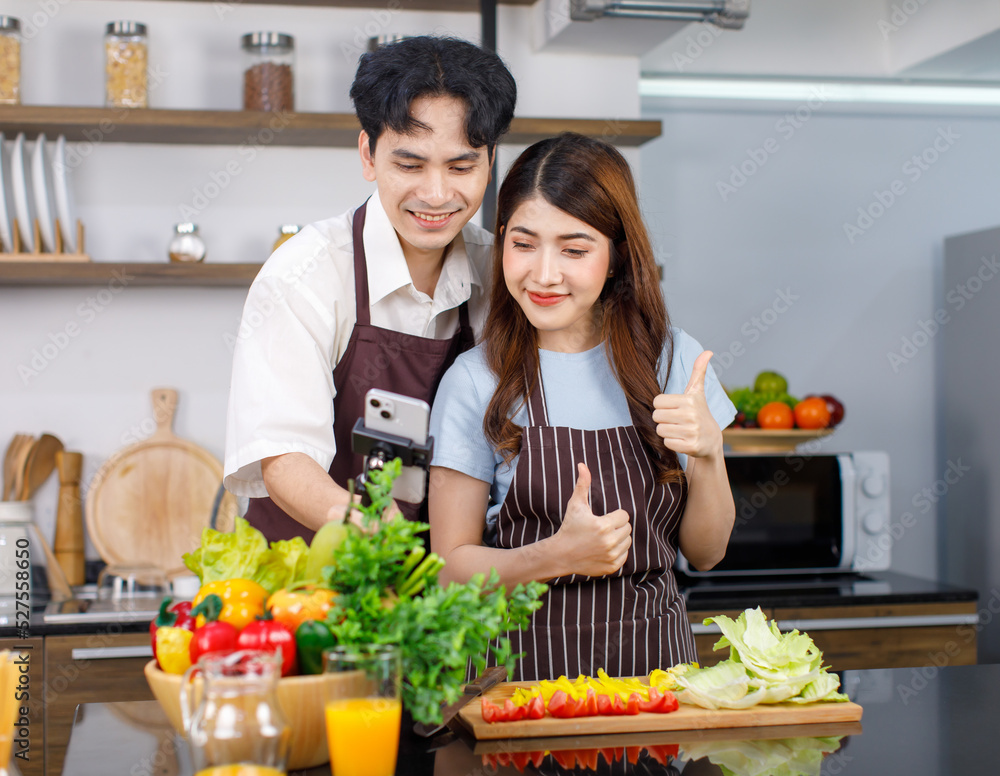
942, 224, 1000, 663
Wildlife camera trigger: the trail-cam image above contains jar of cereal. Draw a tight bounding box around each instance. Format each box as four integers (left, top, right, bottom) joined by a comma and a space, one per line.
242, 32, 294, 113
105, 21, 148, 108
0, 16, 21, 106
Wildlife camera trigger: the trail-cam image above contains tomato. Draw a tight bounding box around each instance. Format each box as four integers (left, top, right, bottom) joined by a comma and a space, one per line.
511, 752, 530, 772
794, 396, 832, 429
757, 401, 794, 430
526, 696, 545, 720
552, 751, 576, 770
626, 746, 643, 765
624, 692, 641, 715
597, 694, 613, 715
237, 617, 298, 676
481, 697, 500, 723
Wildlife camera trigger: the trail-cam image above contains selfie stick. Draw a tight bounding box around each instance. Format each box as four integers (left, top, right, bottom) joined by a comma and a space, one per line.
351, 418, 434, 502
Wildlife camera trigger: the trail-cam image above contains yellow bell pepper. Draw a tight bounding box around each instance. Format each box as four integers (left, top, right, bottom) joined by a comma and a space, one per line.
191, 579, 269, 630
155, 627, 193, 675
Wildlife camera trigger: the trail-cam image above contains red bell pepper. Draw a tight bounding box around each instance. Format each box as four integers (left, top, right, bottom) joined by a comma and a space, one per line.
236, 612, 297, 676
189, 594, 240, 665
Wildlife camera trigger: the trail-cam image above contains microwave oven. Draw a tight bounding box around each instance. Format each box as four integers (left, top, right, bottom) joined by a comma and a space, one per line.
676, 451, 891, 576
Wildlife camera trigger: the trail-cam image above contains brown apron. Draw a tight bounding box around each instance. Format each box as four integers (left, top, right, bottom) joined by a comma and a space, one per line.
245, 200, 476, 542
492, 372, 697, 681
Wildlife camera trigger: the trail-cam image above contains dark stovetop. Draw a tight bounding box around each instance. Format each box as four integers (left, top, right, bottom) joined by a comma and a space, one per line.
678, 570, 978, 611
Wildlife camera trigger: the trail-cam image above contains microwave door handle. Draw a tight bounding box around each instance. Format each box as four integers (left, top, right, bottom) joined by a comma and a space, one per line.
838, 454, 857, 571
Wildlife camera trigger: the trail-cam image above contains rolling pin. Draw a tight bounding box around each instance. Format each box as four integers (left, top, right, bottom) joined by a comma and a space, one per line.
54, 451, 85, 587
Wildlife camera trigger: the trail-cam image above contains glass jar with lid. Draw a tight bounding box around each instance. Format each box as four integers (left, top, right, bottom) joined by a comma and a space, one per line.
0, 16, 21, 106
169, 223, 207, 263
105, 21, 148, 108
242, 32, 294, 113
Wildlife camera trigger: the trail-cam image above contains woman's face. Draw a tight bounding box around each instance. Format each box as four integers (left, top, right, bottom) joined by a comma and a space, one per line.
502, 195, 612, 353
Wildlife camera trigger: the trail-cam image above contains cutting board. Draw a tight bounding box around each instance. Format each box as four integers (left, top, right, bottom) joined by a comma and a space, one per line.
457, 680, 863, 740
85, 388, 237, 572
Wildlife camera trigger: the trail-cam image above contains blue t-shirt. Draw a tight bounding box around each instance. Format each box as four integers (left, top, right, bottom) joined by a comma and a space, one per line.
429, 328, 737, 536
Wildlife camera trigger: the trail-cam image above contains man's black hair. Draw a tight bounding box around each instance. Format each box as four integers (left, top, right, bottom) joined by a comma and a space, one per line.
350, 36, 516, 156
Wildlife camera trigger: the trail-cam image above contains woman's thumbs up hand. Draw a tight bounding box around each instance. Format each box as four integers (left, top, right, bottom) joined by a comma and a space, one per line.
553, 463, 632, 578
653, 350, 723, 460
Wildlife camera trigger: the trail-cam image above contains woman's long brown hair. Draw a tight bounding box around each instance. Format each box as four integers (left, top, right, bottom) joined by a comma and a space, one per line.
483, 132, 683, 484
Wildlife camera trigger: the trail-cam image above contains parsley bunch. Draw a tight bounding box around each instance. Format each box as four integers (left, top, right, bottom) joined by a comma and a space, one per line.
324, 460, 547, 725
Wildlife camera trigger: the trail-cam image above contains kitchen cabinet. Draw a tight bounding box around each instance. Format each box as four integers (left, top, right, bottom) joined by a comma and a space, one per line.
43, 632, 154, 776
688, 600, 978, 670
0, 637, 44, 776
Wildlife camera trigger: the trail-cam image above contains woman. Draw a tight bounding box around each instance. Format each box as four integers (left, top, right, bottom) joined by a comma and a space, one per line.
428, 133, 736, 681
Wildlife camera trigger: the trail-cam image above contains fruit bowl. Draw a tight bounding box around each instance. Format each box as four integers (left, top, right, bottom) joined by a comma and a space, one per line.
723, 428, 834, 453
144, 660, 337, 770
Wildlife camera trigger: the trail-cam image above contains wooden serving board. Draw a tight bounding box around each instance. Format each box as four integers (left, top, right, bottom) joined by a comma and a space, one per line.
457, 681, 863, 740
85, 388, 237, 572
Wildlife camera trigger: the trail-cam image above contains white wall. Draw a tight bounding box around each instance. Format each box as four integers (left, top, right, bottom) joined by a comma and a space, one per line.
639, 97, 1000, 580
0, 0, 640, 560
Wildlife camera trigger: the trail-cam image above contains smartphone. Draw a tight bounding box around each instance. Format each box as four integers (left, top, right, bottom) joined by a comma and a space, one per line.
363, 389, 430, 504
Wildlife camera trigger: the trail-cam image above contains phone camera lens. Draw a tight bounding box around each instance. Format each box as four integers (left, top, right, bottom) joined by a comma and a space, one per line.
380, 410, 391, 420
370, 399, 381, 408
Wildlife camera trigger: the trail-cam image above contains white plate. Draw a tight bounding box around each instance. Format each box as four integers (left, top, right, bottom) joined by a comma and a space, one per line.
0, 133, 13, 253
32, 134, 59, 253
10, 133, 34, 252
52, 135, 77, 252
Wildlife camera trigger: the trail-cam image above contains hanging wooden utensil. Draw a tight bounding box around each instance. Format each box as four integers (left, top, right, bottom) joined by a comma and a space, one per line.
85, 388, 237, 572
18, 432, 64, 501
3, 433, 33, 501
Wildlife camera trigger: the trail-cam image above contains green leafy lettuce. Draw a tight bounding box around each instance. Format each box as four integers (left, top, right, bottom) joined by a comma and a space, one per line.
674, 607, 848, 710
182, 517, 310, 595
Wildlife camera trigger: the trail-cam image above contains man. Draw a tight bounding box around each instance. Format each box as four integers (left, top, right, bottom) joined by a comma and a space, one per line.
223, 37, 517, 541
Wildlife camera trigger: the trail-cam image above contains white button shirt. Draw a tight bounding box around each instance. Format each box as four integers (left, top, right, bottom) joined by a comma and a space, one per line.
224, 191, 493, 497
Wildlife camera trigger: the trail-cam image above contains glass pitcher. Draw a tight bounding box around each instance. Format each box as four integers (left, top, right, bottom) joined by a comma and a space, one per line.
180, 650, 291, 776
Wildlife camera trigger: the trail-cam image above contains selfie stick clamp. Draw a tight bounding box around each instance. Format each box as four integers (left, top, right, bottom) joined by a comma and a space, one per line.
351, 418, 434, 503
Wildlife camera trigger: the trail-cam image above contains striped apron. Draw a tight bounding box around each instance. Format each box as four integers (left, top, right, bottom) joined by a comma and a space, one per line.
493, 372, 698, 681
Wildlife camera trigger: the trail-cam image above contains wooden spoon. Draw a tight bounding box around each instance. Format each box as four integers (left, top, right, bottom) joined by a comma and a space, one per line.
17, 433, 65, 501
3, 434, 34, 501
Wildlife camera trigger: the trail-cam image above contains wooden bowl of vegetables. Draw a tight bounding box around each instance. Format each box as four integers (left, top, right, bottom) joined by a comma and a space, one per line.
144, 659, 339, 770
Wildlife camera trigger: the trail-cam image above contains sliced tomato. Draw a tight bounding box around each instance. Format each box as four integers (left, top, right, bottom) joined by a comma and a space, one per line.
481, 697, 500, 723
511, 752, 530, 772
529, 750, 546, 768
661, 691, 679, 712
552, 750, 576, 770
502, 699, 528, 721
582, 689, 599, 717
597, 694, 613, 715
646, 745, 670, 765
497, 752, 511, 767
598, 748, 618, 766
526, 696, 545, 720
611, 695, 626, 715
640, 688, 667, 713
581, 749, 599, 770
626, 746, 643, 765
548, 690, 569, 718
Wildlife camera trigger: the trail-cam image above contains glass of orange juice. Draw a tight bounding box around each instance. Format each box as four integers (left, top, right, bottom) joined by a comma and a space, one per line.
323, 645, 402, 776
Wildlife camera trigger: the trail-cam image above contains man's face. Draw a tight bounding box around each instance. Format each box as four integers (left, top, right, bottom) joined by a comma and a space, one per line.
359, 95, 493, 262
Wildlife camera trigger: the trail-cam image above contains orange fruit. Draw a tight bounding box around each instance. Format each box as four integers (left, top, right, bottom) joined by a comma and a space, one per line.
793, 396, 832, 429
757, 401, 794, 430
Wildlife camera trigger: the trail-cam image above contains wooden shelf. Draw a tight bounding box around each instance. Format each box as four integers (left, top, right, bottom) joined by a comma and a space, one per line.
164, 0, 534, 8
0, 262, 262, 287
0, 106, 662, 148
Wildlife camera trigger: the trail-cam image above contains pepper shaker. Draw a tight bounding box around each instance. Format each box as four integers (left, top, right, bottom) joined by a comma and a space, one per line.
54, 451, 85, 587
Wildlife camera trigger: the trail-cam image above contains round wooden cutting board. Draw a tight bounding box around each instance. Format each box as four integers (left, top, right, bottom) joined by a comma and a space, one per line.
85, 388, 237, 573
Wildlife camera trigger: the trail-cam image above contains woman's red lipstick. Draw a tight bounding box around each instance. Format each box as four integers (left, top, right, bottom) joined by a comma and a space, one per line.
528, 292, 567, 307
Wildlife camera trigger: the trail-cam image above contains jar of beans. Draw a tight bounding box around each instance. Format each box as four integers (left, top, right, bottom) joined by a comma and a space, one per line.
0, 16, 21, 106
242, 32, 294, 113
105, 21, 148, 108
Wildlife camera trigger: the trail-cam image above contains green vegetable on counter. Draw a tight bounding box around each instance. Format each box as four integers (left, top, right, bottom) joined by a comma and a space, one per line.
323, 460, 548, 726
673, 608, 848, 710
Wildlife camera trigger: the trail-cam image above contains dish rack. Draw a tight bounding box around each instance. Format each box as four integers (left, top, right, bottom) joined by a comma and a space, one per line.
0, 216, 90, 261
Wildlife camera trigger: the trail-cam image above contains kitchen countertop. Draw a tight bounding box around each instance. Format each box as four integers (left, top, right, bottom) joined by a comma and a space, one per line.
57, 663, 999, 776
0, 571, 978, 639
